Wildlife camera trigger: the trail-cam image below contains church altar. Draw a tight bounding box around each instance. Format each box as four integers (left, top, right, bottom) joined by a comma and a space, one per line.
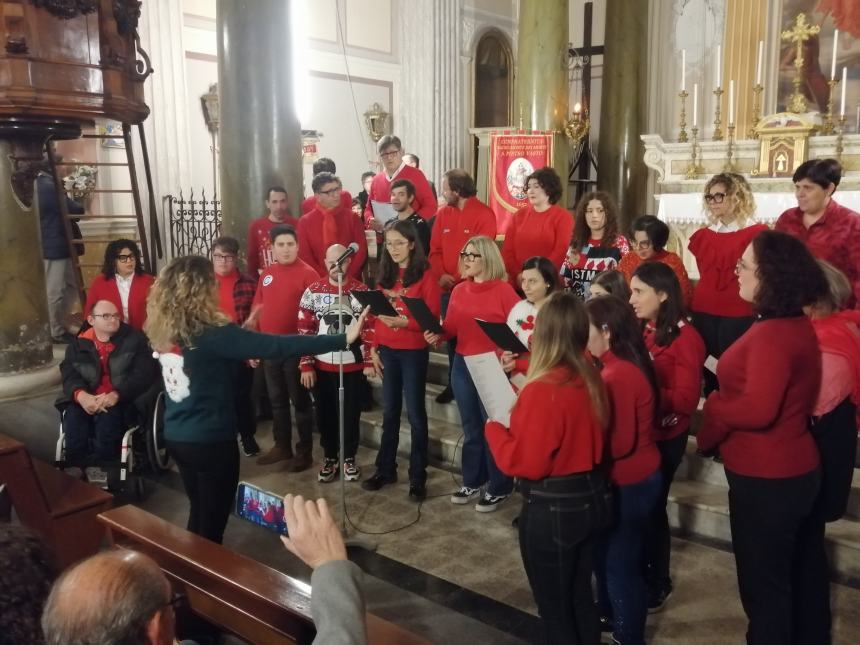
641, 131, 860, 278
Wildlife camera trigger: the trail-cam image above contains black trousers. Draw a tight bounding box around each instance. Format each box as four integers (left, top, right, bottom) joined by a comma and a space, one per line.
263, 357, 314, 455
234, 362, 257, 441
644, 430, 689, 589
518, 472, 612, 645
314, 369, 362, 460
167, 439, 239, 545
691, 312, 754, 395
726, 468, 820, 645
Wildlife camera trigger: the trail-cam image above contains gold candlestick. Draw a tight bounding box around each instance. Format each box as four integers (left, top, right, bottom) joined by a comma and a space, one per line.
678, 90, 689, 143
684, 126, 703, 179
820, 79, 839, 135
724, 124, 737, 171
836, 115, 846, 162
748, 84, 764, 139
712, 87, 724, 141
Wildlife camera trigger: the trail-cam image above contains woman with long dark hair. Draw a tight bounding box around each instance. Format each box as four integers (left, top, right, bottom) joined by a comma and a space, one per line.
697, 230, 828, 644
145, 255, 366, 544
486, 292, 611, 645
630, 261, 705, 611
585, 295, 662, 645
361, 220, 441, 501
85, 238, 154, 331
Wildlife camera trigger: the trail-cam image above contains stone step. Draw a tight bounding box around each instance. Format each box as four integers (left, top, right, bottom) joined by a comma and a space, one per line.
667, 479, 860, 585
359, 409, 463, 473
367, 377, 461, 426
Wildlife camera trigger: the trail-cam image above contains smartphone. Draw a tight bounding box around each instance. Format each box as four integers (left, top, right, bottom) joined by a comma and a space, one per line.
235, 481, 288, 535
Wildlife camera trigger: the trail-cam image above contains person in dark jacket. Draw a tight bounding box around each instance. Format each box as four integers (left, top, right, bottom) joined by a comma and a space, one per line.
38, 171, 84, 344
59, 299, 157, 468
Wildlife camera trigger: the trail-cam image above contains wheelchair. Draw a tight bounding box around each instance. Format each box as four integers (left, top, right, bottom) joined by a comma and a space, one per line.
54, 384, 171, 501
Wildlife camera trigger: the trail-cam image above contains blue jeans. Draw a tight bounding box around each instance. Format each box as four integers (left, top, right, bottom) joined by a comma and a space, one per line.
596, 470, 663, 645
375, 346, 430, 484
63, 402, 126, 466
450, 353, 513, 496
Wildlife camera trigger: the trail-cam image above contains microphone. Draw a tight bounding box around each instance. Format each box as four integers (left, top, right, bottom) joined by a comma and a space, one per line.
335, 242, 360, 266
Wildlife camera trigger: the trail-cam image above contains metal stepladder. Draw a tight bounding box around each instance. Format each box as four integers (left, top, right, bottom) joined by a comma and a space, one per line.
44, 122, 162, 309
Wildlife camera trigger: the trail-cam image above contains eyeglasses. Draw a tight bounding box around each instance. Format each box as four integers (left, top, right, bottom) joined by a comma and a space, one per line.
735, 259, 753, 274
704, 192, 726, 204
379, 149, 401, 159
91, 313, 121, 321
318, 186, 342, 196
116, 254, 136, 262
212, 253, 236, 263
459, 252, 483, 261
632, 240, 653, 250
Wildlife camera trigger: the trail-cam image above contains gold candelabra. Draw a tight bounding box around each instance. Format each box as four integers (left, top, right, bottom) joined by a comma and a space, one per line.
684, 126, 703, 179
712, 87, 724, 141
820, 79, 839, 136
748, 84, 764, 139
724, 124, 737, 171
678, 90, 689, 143
836, 115, 846, 162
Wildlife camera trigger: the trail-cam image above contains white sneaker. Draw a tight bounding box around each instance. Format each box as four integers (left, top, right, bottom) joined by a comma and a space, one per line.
451, 486, 481, 504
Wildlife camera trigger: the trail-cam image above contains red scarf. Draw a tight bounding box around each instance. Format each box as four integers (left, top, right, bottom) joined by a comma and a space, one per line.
811, 310, 860, 405
321, 205, 339, 251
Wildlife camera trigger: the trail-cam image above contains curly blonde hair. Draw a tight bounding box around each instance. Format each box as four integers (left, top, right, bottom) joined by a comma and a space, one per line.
144, 255, 230, 351
702, 173, 756, 227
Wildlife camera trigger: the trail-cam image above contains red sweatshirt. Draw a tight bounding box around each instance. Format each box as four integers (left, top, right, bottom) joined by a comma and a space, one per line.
297, 203, 368, 280
486, 365, 605, 479
688, 224, 768, 317
501, 204, 573, 283
301, 190, 353, 215
644, 321, 705, 440
252, 260, 320, 335
246, 214, 299, 277
85, 272, 154, 332
776, 199, 860, 308
619, 249, 693, 307
428, 197, 498, 286
363, 164, 437, 222
599, 351, 661, 485
373, 269, 442, 350
698, 316, 821, 478
442, 279, 521, 356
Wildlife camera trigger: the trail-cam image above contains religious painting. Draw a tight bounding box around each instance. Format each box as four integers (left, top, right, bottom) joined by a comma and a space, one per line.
778, 0, 860, 131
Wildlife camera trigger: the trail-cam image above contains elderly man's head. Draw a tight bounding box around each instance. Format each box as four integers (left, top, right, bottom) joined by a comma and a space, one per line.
42, 550, 175, 645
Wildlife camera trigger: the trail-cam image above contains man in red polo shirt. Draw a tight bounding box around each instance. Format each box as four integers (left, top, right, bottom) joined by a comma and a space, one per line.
301, 158, 353, 215
775, 158, 860, 308
363, 135, 437, 232
428, 169, 497, 403
246, 186, 298, 277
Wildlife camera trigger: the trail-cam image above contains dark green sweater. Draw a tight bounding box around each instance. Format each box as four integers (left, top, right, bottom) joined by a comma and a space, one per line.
162, 324, 347, 443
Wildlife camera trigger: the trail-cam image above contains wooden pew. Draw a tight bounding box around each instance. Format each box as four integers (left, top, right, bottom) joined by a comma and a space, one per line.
98, 505, 430, 645
0, 432, 112, 567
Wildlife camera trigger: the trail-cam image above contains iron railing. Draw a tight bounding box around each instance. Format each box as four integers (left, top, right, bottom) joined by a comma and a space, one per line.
166, 189, 221, 258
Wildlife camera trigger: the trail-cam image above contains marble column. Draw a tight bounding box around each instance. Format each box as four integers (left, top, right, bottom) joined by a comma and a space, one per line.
216, 0, 302, 249
598, 0, 649, 229
514, 0, 569, 193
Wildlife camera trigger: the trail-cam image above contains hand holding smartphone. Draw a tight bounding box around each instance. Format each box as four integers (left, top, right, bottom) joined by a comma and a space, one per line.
235, 481, 288, 535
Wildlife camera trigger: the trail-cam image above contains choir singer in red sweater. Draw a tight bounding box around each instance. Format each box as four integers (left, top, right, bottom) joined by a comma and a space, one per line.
697, 230, 829, 645
485, 292, 611, 645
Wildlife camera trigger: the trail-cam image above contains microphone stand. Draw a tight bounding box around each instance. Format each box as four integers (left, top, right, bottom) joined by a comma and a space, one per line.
334, 261, 377, 552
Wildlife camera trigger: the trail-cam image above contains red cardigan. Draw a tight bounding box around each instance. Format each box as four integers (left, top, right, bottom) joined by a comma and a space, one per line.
85, 272, 154, 332
442, 279, 521, 356
297, 204, 368, 280
599, 351, 661, 485
486, 365, 605, 479
698, 316, 821, 478
688, 224, 768, 317
372, 269, 442, 351
501, 204, 573, 282
619, 249, 693, 307
428, 197, 498, 286
644, 321, 706, 440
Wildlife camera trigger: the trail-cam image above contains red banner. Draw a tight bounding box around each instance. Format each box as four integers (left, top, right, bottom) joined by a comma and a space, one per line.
488, 131, 554, 234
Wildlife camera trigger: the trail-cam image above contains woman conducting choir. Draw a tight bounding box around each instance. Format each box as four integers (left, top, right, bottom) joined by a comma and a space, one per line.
144, 255, 367, 544
425, 236, 520, 512
696, 230, 829, 645
486, 292, 612, 645
361, 220, 441, 502
688, 173, 767, 393
85, 238, 154, 331
629, 261, 705, 611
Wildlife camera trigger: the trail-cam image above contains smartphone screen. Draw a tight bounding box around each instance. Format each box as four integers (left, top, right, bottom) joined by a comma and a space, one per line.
235, 481, 288, 535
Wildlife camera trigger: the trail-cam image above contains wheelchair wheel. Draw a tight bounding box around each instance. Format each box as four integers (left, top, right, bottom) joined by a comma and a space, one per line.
147, 391, 171, 471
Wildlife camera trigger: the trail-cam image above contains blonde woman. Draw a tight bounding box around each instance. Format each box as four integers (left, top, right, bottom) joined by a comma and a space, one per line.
424, 236, 520, 511
486, 292, 611, 644
145, 255, 367, 544
688, 173, 767, 394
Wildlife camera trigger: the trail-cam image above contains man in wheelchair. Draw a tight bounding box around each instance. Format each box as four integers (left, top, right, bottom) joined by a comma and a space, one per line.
57, 299, 157, 482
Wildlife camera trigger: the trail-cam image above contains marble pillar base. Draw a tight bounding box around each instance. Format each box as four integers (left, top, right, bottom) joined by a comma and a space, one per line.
0, 344, 62, 403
